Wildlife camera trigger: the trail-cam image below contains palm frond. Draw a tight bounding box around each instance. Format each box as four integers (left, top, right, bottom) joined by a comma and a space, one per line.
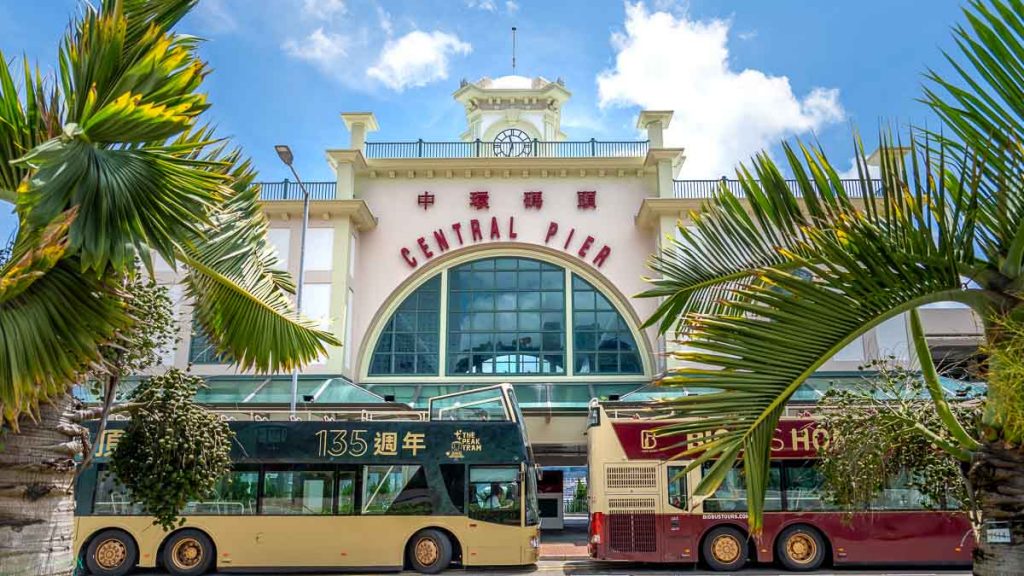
0, 211, 130, 428
650, 141, 988, 533
922, 0, 1024, 283
640, 138, 884, 335
181, 144, 339, 373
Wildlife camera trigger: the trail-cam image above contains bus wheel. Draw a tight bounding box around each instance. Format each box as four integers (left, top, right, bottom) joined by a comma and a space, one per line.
701, 526, 748, 572
162, 529, 215, 576
777, 525, 826, 571
85, 529, 137, 576
408, 529, 453, 574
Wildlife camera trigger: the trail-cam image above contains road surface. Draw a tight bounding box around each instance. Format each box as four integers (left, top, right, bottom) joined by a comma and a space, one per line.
127, 560, 972, 575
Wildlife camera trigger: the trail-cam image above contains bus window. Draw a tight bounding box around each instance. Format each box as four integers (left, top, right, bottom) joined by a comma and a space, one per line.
337, 471, 356, 515
261, 469, 334, 515
469, 466, 521, 525
783, 462, 834, 512
701, 463, 782, 512
429, 386, 511, 421
362, 465, 432, 515
185, 469, 258, 515
440, 464, 466, 513
666, 465, 687, 510
525, 466, 540, 527
871, 470, 938, 511
93, 468, 143, 515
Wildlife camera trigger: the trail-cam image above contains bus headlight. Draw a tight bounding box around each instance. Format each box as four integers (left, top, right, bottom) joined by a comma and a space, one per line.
530, 536, 540, 549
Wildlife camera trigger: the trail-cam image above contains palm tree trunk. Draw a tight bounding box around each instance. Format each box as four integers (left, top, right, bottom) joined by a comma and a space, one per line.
971, 441, 1024, 576
0, 394, 86, 576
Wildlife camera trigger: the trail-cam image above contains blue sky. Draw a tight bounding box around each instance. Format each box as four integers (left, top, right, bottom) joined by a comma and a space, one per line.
0, 0, 967, 239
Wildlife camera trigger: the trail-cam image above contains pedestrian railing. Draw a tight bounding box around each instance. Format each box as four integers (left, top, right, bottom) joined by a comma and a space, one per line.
258, 180, 337, 201
364, 139, 649, 159
674, 178, 881, 199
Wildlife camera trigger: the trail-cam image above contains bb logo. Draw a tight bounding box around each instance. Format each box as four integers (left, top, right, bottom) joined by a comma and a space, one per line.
641, 429, 658, 451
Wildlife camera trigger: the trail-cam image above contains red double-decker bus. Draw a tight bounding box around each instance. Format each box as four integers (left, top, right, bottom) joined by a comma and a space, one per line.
586, 400, 974, 571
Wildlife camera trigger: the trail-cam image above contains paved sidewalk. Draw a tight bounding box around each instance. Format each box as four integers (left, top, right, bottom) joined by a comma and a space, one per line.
539, 516, 589, 560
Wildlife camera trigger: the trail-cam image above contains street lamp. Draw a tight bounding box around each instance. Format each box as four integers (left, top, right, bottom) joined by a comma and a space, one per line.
275, 144, 311, 415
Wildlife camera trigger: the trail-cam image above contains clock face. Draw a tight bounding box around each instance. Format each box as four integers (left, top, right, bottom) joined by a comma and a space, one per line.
492, 128, 533, 157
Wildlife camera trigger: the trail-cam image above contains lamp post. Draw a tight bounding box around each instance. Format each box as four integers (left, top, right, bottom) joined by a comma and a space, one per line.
274, 144, 310, 415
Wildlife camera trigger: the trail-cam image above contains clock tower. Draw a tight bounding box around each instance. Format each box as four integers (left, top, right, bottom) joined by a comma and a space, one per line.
453, 75, 571, 156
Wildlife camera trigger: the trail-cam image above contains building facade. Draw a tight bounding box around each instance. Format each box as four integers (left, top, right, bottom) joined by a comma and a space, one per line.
147, 75, 983, 466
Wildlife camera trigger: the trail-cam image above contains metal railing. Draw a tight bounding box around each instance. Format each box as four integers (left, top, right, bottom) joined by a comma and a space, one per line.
258, 180, 337, 201
674, 178, 880, 199
364, 139, 649, 159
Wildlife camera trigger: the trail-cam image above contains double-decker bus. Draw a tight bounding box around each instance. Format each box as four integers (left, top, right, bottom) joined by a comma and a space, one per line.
74, 384, 540, 575
586, 400, 974, 571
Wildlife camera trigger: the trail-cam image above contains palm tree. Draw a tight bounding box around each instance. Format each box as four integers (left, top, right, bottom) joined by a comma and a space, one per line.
642, 1, 1024, 573
0, 1, 338, 574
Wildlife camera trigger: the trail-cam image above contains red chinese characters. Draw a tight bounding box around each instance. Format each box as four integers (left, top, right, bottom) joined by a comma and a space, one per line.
523, 191, 543, 209
417, 191, 435, 210
469, 191, 489, 210
577, 190, 597, 210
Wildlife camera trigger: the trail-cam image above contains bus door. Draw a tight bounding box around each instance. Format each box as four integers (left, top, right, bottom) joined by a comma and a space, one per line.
661, 462, 699, 563
463, 465, 526, 565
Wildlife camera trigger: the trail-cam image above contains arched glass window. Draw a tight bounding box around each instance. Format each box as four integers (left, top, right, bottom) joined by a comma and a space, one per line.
369, 276, 441, 375
447, 258, 565, 375
367, 257, 644, 377
572, 276, 642, 374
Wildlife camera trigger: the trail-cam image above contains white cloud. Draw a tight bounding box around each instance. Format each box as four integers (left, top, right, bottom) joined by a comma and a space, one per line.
377, 5, 394, 36
194, 0, 237, 34
506, 1, 520, 14
282, 28, 351, 73
367, 31, 472, 91
466, 0, 498, 11
597, 2, 844, 177
838, 157, 881, 179
303, 0, 347, 21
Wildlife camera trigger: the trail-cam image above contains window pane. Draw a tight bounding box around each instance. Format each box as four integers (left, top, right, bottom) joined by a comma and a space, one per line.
362, 465, 432, 515
185, 470, 258, 515
93, 468, 144, 515
469, 466, 521, 526
261, 470, 334, 515
571, 274, 643, 374
667, 466, 687, 511
338, 472, 356, 515
870, 470, 935, 510
447, 258, 565, 375
369, 276, 441, 376
784, 462, 835, 511
441, 464, 466, 513
702, 464, 781, 512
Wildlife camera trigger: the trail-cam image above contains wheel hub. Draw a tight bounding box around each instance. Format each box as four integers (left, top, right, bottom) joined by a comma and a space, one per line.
171, 537, 203, 569
95, 539, 127, 569
415, 538, 439, 566
786, 533, 817, 564
711, 534, 740, 563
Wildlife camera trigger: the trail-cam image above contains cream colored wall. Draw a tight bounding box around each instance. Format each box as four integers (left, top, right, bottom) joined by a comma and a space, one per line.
350, 175, 659, 381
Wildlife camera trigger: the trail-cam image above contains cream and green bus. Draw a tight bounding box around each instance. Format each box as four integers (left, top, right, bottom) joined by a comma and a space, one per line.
74, 384, 540, 575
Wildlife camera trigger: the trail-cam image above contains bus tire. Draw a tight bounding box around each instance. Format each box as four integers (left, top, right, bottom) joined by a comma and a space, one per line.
408, 528, 453, 574
162, 529, 215, 576
776, 525, 826, 571
85, 529, 137, 576
701, 525, 748, 572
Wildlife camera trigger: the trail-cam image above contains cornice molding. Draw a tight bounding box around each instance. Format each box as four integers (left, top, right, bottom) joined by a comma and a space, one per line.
261, 199, 377, 231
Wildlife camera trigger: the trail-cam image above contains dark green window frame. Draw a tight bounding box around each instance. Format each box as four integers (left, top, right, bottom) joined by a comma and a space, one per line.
369, 276, 441, 375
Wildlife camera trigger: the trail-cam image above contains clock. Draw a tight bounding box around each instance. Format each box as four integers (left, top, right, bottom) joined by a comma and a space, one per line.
492, 128, 533, 157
